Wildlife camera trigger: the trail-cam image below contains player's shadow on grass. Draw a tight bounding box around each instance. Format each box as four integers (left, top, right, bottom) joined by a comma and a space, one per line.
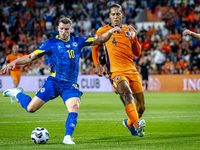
77, 133, 200, 144
78, 135, 142, 144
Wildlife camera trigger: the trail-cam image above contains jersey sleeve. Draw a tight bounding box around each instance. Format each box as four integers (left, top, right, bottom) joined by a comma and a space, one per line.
78, 26, 107, 48
92, 45, 100, 66
91, 27, 106, 66
131, 37, 141, 57
96, 28, 103, 37
78, 37, 95, 48
33, 40, 51, 58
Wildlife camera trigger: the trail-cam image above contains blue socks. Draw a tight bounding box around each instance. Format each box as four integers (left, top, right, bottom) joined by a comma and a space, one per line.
16, 93, 32, 112
65, 112, 78, 136
16, 93, 78, 137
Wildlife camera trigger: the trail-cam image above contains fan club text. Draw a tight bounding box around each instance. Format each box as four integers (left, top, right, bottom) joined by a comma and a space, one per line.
80, 78, 100, 89
38, 78, 100, 89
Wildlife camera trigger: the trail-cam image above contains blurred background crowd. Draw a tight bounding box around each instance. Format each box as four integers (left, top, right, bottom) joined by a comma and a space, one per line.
0, 0, 200, 76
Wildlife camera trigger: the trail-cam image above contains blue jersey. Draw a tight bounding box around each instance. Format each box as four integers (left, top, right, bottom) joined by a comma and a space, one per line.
34, 35, 94, 82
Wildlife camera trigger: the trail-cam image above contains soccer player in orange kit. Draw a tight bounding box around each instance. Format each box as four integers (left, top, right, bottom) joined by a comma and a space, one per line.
92, 4, 146, 137
6, 44, 23, 88
6, 44, 23, 102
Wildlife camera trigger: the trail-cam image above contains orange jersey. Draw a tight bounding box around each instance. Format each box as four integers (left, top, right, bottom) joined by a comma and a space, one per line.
93, 24, 141, 75
6, 53, 23, 71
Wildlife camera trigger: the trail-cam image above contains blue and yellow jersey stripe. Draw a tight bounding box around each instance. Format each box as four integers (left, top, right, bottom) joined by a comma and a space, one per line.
84, 37, 94, 46
34, 50, 45, 56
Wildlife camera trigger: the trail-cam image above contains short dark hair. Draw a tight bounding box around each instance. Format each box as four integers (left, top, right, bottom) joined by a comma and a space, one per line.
109, 4, 122, 13
58, 17, 72, 25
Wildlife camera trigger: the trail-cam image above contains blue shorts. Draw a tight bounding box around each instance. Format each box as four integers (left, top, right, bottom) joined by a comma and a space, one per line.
36, 77, 82, 103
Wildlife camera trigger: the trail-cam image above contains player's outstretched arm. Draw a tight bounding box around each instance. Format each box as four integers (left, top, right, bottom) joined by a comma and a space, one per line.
128, 25, 141, 57
183, 29, 200, 41
1, 52, 38, 74
92, 45, 104, 77
91, 26, 121, 46
92, 45, 100, 67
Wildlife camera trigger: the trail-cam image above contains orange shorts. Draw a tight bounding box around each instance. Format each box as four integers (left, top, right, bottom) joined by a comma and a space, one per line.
112, 72, 143, 94
10, 71, 21, 83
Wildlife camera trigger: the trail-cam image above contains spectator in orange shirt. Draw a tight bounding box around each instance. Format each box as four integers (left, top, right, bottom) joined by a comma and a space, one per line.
185, 12, 194, 21
175, 58, 181, 74
143, 37, 151, 51
173, 29, 182, 41
167, 30, 174, 40
180, 58, 188, 74
164, 57, 174, 74
157, 38, 164, 50
5, 36, 12, 46
162, 39, 171, 54
146, 25, 156, 37
138, 37, 145, 50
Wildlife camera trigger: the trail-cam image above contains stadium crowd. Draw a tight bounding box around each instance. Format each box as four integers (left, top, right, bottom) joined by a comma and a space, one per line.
0, 0, 200, 76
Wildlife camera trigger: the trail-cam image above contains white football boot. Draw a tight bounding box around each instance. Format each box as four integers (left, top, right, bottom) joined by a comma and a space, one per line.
62, 135, 75, 144
3, 87, 23, 98
137, 119, 146, 137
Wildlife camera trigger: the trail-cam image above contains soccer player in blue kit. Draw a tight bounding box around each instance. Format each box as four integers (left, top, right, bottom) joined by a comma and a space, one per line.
2, 17, 121, 144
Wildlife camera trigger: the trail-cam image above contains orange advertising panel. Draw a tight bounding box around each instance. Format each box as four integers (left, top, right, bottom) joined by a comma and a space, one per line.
148, 75, 200, 92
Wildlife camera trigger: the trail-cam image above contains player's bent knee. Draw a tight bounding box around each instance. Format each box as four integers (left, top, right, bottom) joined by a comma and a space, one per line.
27, 108, 36, 113
69, 103, 80, 112
27, 106, 38, 113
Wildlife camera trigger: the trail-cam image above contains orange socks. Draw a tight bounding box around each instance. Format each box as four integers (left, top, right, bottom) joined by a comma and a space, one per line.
125, 103, 139, 129
127, 113, 143, 127
127, 118, 133, 127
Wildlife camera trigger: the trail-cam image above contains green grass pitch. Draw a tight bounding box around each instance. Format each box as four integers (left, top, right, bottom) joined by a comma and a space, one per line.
0, 92, 200, 150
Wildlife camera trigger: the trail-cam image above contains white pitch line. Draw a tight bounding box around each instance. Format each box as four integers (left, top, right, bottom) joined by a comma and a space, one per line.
0, 115, 200, 124
1, 111, 200, 117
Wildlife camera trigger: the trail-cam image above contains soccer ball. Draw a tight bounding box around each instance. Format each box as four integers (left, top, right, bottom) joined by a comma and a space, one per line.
31, 127, 49, 144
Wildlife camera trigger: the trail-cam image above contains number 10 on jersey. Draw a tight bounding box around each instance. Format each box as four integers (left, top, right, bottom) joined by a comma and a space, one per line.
67, 50, 75, 58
